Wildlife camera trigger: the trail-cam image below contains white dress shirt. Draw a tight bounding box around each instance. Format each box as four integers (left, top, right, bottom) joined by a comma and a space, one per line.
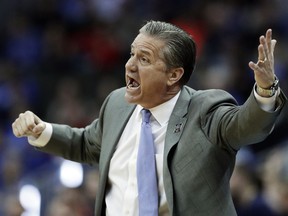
28, 88, 278, 215
105, 92, 180, 216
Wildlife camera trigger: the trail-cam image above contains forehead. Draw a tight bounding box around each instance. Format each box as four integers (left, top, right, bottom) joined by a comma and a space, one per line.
131, 33, 165, 56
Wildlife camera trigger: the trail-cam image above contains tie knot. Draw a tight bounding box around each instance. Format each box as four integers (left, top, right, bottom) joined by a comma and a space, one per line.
141, 109, 151, 123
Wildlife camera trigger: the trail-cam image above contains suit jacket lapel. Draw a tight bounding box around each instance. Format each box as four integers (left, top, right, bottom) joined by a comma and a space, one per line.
163, 87, 195, 214
100, 104, 136, 169
164, 87, 193, 158
96, 102, 136, 216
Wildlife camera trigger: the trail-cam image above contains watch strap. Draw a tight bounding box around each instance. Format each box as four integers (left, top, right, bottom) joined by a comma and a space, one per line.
256, 76, 279, 97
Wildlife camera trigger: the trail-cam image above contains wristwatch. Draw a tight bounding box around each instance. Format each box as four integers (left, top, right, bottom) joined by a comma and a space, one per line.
256, 76, 279, 97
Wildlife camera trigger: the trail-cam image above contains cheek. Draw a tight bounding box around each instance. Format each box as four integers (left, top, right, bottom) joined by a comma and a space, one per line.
142, 73, 167, 92
139, 63, 168, 91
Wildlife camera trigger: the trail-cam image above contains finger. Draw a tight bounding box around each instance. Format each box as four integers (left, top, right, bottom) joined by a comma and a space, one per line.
33, 113, 42, 125
249, 60, 268, 73
271, 39, 277, 55
15, 112, 34, 136
13, 119, 26, 137
249, 61, 260, 72
265, 29, 272, 53
12, 122, 23, 137
261, 29, 274, 62
24, 112, 37, 131
258, 43, 265, 62
261, 36, 270, 62
33, 122, 46, 135
18, 114, 32, 136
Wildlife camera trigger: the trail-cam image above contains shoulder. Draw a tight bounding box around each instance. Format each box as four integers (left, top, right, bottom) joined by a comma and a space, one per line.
99, 87, 134, 117
108, 87, 126, 99
182, 85, 238, 106
179, 86, 239, 121
103, 87, 128, 108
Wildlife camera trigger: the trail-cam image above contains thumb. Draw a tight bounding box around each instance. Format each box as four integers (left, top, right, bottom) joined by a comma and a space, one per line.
32, 122, 46, 135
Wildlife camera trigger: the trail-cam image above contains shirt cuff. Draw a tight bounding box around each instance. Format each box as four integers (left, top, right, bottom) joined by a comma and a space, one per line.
253, 84, 279, 112
28, 122, 53, 147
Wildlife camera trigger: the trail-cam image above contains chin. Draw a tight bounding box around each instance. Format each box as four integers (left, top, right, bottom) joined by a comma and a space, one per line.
125, 93, 150, 108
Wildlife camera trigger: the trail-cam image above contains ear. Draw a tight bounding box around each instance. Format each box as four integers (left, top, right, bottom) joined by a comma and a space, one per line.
167, 67, 184, 86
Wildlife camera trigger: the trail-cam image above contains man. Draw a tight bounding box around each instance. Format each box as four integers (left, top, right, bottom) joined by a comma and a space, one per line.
12, 21, 286, 215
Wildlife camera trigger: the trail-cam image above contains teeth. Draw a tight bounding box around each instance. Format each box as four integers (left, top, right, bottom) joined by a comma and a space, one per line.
132, 80, 139, 87
127, 78, 139, 89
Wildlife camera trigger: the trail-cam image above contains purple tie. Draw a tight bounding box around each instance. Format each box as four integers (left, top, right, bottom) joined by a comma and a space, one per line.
137, 109, 158, 216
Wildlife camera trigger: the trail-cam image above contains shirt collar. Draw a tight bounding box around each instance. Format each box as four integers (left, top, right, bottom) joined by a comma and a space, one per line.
136, 91, 181, 126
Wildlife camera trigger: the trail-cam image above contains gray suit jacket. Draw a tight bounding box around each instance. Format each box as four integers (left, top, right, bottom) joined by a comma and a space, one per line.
41, 86, 286, 215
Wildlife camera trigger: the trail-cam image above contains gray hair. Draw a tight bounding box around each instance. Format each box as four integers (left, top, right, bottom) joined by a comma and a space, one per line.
139, 20, 197, 85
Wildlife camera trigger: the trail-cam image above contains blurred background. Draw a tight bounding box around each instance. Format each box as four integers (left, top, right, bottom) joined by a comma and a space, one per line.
0, 0, 288, 215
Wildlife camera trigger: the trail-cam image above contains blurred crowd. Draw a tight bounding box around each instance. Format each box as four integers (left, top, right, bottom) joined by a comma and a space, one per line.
0, 0, 288, 215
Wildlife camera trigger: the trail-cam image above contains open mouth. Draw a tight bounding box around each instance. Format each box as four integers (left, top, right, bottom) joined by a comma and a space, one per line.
127, 77, 140, 89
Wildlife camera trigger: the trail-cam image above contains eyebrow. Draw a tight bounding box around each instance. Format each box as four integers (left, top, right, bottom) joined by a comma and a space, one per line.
131, 45, 153, 57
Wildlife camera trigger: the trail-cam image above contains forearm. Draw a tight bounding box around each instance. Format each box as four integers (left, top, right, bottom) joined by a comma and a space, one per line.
225, 89, 286, 149
38, 122, 101, 165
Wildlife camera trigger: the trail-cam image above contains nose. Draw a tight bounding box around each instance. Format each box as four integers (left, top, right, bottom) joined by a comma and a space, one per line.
125, 56, 137, 72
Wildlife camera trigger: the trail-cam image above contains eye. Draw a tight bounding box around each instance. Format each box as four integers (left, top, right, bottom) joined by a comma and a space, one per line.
140, 56, 150, 64
130, 52, 135, 57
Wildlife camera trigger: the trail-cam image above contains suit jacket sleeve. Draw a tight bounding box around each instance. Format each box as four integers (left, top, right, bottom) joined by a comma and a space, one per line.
37, 90, 113, 165
199, 88, 286, 151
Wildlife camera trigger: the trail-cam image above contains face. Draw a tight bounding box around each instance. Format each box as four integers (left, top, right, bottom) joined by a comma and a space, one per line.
125, 33, 179, 108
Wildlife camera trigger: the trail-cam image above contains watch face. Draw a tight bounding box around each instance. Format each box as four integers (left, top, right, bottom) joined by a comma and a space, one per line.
273, 78, 279, 90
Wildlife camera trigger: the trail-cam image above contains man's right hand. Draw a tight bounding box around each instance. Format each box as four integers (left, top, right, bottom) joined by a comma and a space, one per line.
12, 111, 46, 138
